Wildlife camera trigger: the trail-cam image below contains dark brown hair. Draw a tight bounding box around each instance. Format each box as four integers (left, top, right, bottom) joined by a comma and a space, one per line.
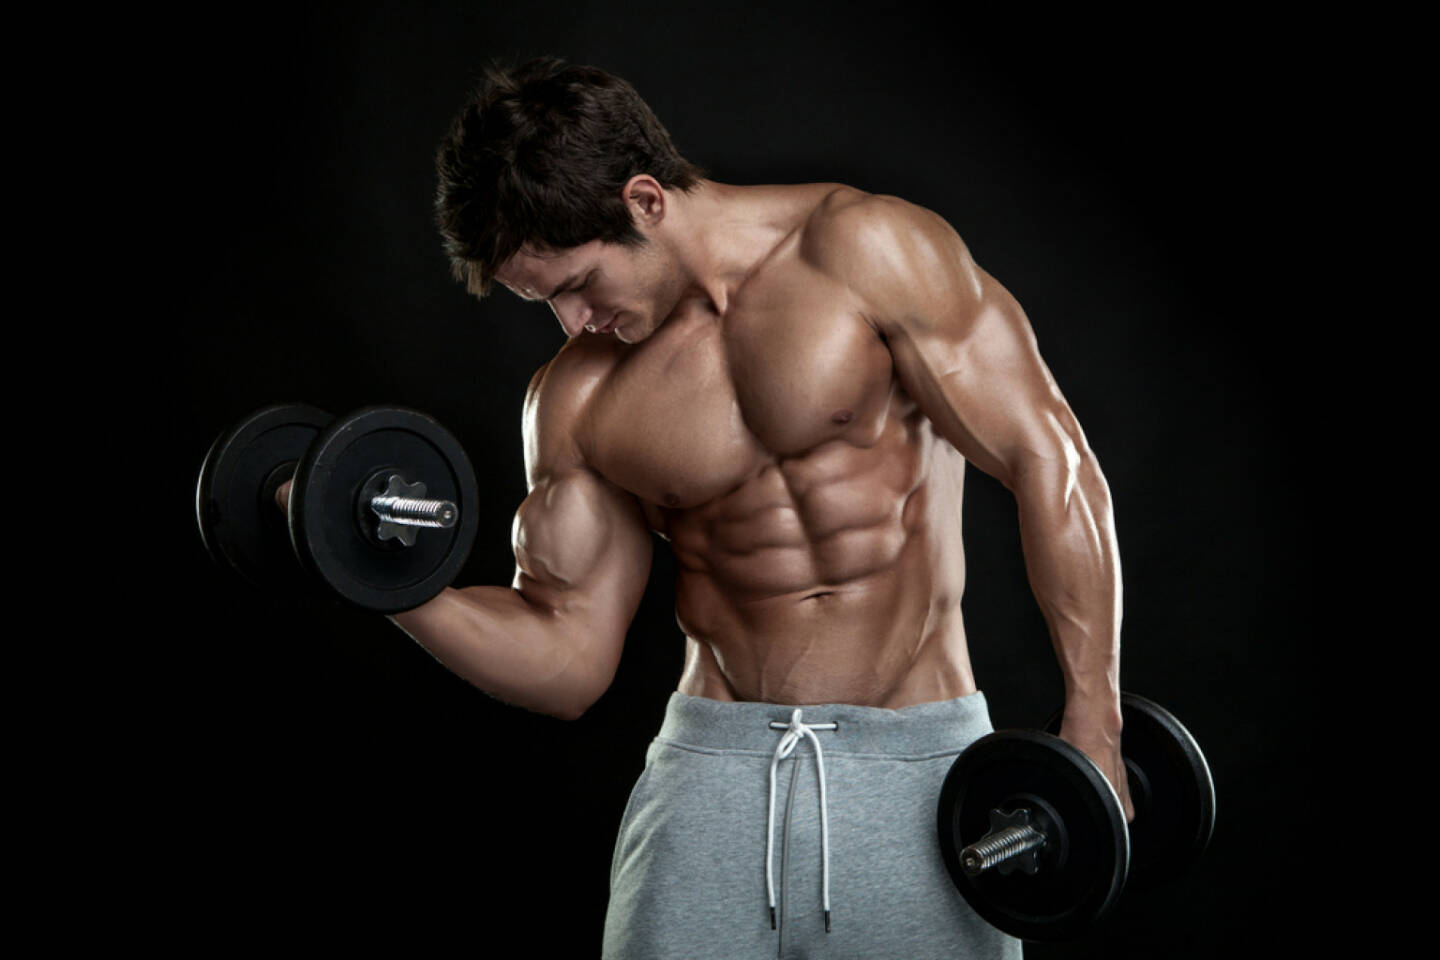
435, 57, 705, 297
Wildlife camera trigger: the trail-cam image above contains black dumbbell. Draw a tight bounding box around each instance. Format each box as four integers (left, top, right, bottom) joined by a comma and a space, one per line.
196, 403, 479, 613
935, 694, 1215, 941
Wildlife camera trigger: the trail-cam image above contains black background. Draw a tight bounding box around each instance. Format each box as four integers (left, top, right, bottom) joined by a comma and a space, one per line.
143, 2, 1332, 954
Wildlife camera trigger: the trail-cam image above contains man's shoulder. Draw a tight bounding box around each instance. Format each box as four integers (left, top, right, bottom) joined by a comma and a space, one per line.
523, 336, 620, 472
794, 187, 972, 316
798, 187, 952, 270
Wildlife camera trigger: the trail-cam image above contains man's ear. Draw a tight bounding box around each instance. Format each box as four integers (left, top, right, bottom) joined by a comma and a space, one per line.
622, 174, 665, 227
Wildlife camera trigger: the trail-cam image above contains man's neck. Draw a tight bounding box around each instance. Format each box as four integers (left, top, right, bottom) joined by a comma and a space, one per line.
660, 180, 796, 318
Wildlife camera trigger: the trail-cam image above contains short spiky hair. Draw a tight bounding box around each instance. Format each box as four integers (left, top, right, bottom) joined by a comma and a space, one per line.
435, 57, 705, 297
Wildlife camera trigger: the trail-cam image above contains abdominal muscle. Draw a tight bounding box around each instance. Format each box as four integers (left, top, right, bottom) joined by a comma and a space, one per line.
667, 409, 979, 708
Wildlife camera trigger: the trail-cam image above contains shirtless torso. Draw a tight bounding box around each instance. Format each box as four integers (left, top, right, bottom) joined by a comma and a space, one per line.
395, 179, 1130, 807
581, 185, 972, 709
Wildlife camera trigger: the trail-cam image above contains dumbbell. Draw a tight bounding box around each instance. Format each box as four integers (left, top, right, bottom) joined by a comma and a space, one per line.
196, 403, 479, 613
936, 694, 1215, 941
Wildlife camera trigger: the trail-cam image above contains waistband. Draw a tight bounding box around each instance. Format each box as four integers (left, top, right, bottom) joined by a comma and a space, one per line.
654, 690, 992, 757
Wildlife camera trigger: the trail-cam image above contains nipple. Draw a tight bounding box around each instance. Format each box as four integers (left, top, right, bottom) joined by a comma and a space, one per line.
831, 409, 854, 424
664, 492, 681, 507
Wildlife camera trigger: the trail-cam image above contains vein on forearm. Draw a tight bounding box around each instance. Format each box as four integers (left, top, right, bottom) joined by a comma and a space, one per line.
1013, 450, 1122, 702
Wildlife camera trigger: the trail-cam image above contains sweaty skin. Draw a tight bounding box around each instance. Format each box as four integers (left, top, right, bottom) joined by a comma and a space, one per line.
375, 179, 1133, 816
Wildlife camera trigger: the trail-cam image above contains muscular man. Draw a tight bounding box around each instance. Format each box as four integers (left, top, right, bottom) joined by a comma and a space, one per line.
366, 58, 1133, 957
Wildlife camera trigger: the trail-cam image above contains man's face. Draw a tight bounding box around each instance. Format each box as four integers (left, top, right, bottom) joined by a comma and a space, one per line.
495, 238, 677, 345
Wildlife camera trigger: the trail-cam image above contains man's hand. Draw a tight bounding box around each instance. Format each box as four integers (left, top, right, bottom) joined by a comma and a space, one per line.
1059, 713, 1136, 822
275, 478, 292, 513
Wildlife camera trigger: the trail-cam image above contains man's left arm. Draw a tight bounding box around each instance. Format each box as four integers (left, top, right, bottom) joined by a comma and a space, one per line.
812, 193, 1134, 818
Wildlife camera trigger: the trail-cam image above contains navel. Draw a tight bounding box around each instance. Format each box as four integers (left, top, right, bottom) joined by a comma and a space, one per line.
831, 409, 854, 424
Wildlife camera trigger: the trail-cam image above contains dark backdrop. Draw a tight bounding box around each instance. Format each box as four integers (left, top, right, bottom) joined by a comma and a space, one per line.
151, 3, 1326, 954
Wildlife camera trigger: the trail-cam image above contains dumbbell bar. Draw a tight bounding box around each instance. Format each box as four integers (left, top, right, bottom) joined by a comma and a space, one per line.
196, 404, 479, 613
936, 694, 1215, 942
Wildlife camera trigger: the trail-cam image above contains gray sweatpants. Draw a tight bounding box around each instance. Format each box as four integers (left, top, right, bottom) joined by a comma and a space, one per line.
603, 691, 1023, 959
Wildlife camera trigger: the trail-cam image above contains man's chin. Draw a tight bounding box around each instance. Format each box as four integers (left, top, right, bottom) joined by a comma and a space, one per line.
614, 318, 648, 344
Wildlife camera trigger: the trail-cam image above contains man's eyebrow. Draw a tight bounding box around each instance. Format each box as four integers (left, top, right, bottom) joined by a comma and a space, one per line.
541, 273, 582, 301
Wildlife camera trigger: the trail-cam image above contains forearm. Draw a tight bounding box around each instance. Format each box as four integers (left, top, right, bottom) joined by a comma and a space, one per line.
1013, 454, 1124, 732
389, 583, 611, 720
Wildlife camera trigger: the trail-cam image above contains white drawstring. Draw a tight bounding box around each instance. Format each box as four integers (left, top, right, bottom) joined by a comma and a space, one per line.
765, 708, 837, 933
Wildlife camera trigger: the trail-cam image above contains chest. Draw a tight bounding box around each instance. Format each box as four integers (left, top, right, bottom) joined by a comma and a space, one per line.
586, 275, 894, 508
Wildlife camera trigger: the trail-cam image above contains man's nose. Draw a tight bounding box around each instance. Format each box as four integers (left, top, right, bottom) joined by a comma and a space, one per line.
550, 298, 592, 338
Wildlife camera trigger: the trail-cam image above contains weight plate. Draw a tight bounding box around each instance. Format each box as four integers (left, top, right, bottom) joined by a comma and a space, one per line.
937, 730, 1129, 942
1044, 693, 1215, 888
290, 406, 479, 613
1115, 694, 1215, 886
196, 403, 333, 590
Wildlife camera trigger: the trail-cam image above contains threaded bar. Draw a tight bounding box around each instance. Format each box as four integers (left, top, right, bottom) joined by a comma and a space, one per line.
370, 496, 458, 529
960, 825, 1045, 877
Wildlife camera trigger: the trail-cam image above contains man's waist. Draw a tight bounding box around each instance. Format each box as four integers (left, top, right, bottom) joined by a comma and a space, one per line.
651, 690, 993, 757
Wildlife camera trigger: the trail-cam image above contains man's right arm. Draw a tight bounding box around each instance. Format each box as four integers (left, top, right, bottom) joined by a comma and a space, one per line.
389, 356, 652, 720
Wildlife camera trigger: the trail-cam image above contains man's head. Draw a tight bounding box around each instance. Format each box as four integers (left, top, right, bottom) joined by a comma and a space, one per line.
491, 176, 687, 344
435, 57, 705, 304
